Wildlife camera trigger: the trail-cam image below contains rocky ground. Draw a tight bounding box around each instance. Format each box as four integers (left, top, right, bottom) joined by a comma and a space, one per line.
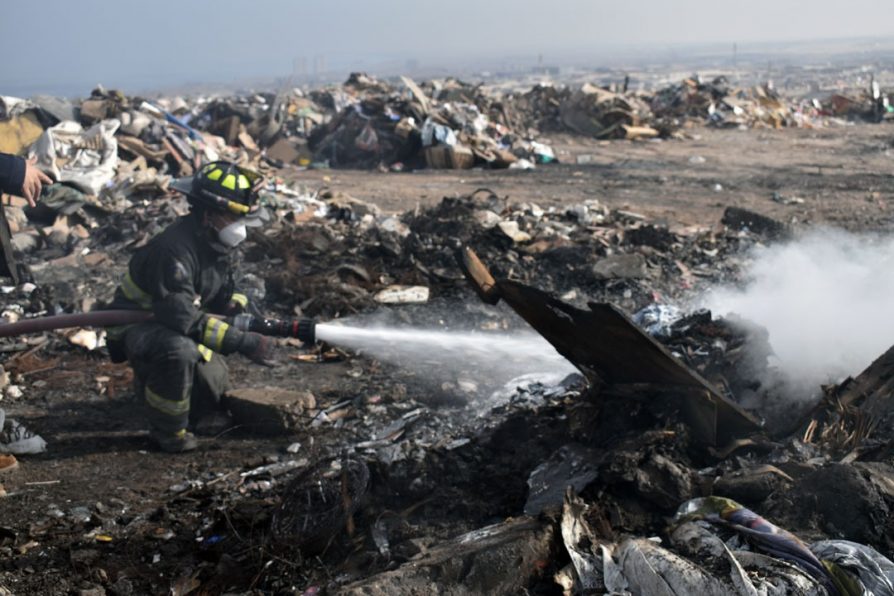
1, 124, 894, 595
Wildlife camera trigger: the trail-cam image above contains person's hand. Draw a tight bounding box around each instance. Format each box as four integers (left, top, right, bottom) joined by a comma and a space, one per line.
237, 332, 277, 367
21, 158, 52, 207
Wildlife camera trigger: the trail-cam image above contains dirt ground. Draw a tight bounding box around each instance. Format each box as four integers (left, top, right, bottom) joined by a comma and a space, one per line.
1, 123, 894, 595
291, 124, 894, 228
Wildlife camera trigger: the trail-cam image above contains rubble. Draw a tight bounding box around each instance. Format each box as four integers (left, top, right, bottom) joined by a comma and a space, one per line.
341, 517, 555, 595
1, 69, 894, 594
0, 70, 884, 193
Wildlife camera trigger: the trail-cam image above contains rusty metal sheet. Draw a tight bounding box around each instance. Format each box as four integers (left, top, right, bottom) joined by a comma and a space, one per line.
458, 246, 760, 444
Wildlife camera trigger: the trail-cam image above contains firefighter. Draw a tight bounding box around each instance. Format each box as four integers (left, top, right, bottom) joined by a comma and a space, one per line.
105, 161, 276, 452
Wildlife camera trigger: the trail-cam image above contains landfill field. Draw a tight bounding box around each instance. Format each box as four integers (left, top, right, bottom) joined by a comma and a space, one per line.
1, 72, 894, 595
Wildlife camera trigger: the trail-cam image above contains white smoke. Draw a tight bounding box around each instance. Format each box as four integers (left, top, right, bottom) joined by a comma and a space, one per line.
702, 228, 894, 394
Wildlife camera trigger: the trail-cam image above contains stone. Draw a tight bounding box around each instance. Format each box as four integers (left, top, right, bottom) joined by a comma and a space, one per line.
592, 254, 647, 280
10, 233, 39, 253
473, 210, 502, 229
497, 220, 532, 243
223, 387, 317, 435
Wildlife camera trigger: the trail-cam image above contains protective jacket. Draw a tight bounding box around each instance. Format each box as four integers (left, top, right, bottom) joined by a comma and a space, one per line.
106, 213, 252, 434
0, 153, 25, 196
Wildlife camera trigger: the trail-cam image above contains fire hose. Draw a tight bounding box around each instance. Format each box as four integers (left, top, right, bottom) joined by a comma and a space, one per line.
0, 310, 316, 344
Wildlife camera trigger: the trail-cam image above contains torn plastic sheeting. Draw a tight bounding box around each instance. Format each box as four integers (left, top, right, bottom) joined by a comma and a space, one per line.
560, 490, 605, 592
730, 551, 827, 594
669, 522, 759, 595
421, 117, 457, 147
566, 515, 826, 594
675, 497, 844, 593
615, 534, 823, 595
31, 119, 120, 195
634, 303, 683, 339
616, 538, 730, 595
811, 540, 894, 595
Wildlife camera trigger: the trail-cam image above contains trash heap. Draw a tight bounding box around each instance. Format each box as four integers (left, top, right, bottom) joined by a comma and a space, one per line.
2, 71, 890, 188
256, 187, 765, 322
1, 166, 894, 593
4, 75, 894, 591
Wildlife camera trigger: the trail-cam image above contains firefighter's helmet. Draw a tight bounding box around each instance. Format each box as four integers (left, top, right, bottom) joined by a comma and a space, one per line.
171, 161, 263, 217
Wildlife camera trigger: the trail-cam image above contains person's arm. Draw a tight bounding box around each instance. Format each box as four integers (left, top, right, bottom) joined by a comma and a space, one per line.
0, 153, 25, 197
0, 154, 51, 207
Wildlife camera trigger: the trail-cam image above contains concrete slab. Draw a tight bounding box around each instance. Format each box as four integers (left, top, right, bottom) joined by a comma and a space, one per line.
223, 386, 316, 435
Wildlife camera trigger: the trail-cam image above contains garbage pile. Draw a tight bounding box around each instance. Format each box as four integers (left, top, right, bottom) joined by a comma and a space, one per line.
534, 75, 893, 138
258, 188, 766, 324
5, 77, 894, 591
2, 161, 894, 593
649, 77, 795, 129
2, 72, 890, 188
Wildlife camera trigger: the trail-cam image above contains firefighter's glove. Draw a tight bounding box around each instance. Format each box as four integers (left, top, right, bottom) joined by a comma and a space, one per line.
238, 332, 277, 367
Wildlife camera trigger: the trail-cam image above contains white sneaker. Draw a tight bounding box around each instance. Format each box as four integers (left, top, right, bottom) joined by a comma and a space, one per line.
0, 409, 47, 455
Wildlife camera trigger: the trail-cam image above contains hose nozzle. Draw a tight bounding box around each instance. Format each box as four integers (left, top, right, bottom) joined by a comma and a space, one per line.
237, 314, 317, 344
296, 318, 315, 344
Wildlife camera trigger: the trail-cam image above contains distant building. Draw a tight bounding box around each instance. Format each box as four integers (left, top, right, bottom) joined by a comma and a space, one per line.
293, 57, 307, 78
532, 65, 562, 76
313, 55, 326, 78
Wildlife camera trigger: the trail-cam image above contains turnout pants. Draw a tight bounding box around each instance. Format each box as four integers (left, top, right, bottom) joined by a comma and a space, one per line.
119, 323, 229, 434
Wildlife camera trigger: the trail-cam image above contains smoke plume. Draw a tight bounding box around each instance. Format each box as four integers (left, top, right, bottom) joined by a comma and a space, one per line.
702, 228, 894, 395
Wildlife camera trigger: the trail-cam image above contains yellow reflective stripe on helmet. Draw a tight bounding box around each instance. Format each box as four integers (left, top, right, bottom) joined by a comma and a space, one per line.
230, 293, 248, 308
206, 167, 223, 181
221, 174, 237, 190
145, 386, 190, 416
226, 200, 250, 215
197, 344, 213, 361
202, 317, 230, 352
237, 174, 250, 189
121, 272, 152, 309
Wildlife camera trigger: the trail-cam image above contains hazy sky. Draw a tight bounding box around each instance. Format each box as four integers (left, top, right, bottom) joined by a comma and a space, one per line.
2, 0, 893, 95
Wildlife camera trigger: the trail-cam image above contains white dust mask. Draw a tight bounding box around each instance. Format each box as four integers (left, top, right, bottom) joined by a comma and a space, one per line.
217, 220, 247, 247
